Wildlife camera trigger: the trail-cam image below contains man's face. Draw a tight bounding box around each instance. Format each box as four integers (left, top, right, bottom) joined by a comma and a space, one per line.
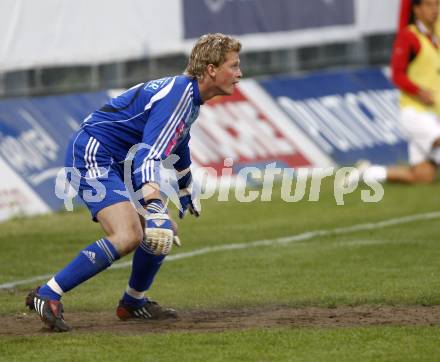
212, 51, 242, 96
415, 0, 439, 26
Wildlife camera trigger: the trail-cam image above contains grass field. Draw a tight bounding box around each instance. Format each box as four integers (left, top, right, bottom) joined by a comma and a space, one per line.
1, 180, 440, 361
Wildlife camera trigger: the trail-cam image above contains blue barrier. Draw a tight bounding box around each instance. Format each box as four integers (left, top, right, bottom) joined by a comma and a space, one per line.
0, 68, 407, 217
0, 91, 110, 211
259, 68, 408, 165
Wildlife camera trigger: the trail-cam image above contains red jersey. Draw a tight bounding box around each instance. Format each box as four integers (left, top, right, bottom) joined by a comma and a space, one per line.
391, 23, 439, 95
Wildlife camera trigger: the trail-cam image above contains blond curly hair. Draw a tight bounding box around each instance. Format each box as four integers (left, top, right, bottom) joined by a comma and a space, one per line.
185, 33, 241, 79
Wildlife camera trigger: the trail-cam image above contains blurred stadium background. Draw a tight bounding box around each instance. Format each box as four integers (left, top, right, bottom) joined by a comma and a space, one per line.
0, 0, 398, 96
0, 0, 418, 221
2, 1, 440, 360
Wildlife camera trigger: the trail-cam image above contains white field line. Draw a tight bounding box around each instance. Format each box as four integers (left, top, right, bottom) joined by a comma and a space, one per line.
1, 211, 439, 290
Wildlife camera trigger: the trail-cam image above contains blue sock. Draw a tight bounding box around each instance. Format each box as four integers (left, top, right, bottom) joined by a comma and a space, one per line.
37, 282, 62, 301
122, 292, 146, 308
122, 240, 165, 306
38, 238, 120, 299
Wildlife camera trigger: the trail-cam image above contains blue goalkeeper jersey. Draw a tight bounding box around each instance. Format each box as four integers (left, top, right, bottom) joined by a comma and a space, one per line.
80, 75, 202, 184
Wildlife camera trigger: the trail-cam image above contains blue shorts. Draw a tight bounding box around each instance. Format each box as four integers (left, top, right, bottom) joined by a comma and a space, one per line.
65, 130, 141, 221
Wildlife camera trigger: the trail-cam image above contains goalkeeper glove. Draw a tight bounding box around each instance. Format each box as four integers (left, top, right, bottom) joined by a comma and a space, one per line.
177, 169, 200, 219
144, 199, 180, 255
178, 188, 200, 219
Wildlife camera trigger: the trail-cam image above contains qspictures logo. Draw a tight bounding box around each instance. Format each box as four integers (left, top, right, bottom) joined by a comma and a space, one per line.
54, 143, 384, 216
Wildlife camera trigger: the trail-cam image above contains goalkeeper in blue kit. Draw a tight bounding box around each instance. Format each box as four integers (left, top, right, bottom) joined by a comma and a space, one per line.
26, 33, 242, 332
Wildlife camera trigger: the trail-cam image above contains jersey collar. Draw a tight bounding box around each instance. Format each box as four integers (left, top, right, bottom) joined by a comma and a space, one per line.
416, 20, 439, 46
190, 77, 203, 105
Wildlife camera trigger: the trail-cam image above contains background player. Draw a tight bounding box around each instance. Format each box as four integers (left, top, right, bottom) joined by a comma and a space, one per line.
349, 0, 440, 185
25, 33, 242, 332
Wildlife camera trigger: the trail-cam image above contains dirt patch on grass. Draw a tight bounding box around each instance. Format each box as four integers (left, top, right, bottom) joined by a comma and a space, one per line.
2, 305, 440, 336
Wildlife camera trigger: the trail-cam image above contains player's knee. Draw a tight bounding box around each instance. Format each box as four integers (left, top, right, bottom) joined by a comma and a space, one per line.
415, 173, 436, 183
124, 227, 144, 251
412, 165, 436, 183
112, 226, 144, 255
